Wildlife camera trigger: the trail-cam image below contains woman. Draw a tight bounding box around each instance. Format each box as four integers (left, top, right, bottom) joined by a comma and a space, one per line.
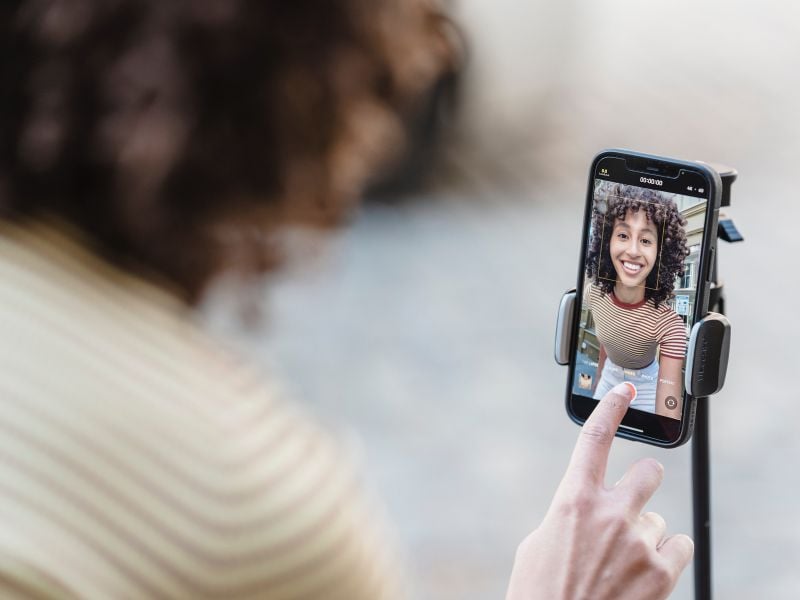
0, 2, 454, 597
0, 2, 693, 598
585, 183, 689, 417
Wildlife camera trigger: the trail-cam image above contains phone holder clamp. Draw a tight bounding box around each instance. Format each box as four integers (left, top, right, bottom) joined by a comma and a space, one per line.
554, 290, 730, 397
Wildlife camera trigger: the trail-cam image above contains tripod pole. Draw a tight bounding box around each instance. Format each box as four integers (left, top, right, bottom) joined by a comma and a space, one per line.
692, 394, 712, 600
691, 162, 738, 600
692, 249, 720, 600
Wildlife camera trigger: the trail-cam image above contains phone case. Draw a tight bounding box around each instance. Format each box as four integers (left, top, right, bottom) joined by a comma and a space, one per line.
565, 149, 723, 448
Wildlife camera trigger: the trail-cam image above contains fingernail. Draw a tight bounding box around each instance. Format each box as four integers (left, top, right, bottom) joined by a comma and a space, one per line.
612, 382, 637, 402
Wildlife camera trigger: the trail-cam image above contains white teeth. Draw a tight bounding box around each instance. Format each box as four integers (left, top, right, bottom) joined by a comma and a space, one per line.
623, 261, 641, 272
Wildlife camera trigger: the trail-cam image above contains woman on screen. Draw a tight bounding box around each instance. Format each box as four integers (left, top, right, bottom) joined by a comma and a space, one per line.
585, 183, 689, 417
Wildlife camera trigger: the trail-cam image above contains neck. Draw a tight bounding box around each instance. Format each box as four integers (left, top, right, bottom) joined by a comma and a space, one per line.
614, 283, 645, 305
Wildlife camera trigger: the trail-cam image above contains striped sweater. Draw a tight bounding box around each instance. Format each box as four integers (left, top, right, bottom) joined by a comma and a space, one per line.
585, 282, 687, 369
0, 219, 403, 599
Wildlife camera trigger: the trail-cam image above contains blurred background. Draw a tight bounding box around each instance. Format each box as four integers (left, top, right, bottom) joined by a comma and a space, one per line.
204, 1, 800, 598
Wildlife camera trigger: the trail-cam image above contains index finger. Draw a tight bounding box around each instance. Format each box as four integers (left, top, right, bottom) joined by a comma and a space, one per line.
566, 381, 636, 486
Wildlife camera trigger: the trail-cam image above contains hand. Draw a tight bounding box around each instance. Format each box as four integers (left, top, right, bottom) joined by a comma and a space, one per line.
506, 382, 694, 600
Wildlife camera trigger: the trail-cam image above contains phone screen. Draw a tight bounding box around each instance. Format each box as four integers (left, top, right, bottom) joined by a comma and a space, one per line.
568, 155, 715, 444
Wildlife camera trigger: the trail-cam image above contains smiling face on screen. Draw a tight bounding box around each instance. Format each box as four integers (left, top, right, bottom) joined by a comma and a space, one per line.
609, 209, 658, 291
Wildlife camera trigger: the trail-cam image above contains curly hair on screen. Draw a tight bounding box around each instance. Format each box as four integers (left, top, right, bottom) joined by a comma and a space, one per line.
585, 183, 689, 308
0, 0, 456, 301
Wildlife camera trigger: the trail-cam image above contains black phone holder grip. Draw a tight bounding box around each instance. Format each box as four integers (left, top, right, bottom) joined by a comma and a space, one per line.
554, 289, 731, 397
685, 313, 730, 397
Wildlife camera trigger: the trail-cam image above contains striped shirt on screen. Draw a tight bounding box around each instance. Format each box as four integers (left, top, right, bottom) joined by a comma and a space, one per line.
585, 282, 687, 369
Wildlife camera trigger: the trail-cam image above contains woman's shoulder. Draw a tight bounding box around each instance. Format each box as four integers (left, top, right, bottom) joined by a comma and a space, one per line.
649, 300, 685, 330
584, 280, 604, 303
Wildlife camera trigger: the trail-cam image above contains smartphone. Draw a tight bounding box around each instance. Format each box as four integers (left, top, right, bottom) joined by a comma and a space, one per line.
566, 149, 722, 447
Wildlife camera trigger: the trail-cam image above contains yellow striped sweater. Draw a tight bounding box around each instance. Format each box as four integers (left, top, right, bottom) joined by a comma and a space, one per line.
0, 219, 403, 599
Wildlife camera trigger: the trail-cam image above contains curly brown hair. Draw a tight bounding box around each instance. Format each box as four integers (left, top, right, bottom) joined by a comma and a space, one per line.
585, 182, 689, 307
0, 0, 456, 302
